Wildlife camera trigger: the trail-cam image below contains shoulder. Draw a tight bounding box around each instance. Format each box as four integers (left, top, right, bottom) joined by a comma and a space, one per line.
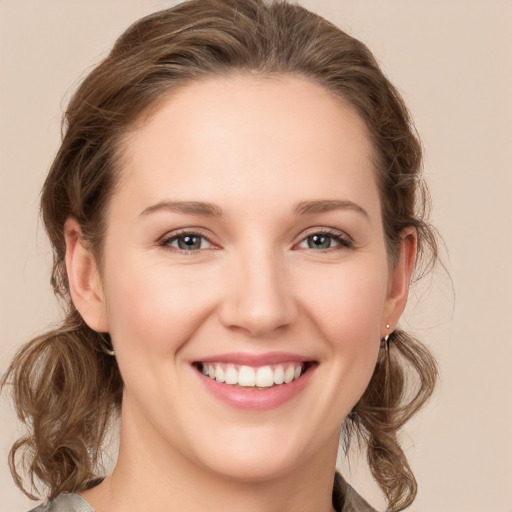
27, 493, 96, 512
29, 476, 372, 512
333, 472, 377, 512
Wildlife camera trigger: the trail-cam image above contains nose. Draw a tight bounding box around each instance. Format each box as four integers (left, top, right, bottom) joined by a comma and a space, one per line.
218, 247, 298, 338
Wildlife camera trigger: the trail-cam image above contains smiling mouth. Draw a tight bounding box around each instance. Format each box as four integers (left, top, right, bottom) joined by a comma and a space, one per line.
193, 362, 316, 389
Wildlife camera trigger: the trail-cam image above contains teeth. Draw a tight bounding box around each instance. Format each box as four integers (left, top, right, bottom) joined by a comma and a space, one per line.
200, 362, 305, 388
255, 366, 274, 387
225, 365, 238, 385
238, 366, 256, 386
215, 366, 225, 383
273, 365, 284, 385
284, 366, 295, 383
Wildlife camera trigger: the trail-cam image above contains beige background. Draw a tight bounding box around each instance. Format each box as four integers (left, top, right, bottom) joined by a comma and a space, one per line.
1, 1, 511, 511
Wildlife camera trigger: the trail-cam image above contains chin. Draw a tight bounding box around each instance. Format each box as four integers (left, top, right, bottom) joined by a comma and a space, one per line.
200, 448, 304, 484
185, 423, 324, 484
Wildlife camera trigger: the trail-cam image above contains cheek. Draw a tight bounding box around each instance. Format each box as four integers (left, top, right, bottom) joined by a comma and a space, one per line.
297, 259, 388, 396
102, 255, 220, 356
298, 259, 389, 342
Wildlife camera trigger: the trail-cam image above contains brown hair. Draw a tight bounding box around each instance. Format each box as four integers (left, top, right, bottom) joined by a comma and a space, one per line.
2, 1, 438, 510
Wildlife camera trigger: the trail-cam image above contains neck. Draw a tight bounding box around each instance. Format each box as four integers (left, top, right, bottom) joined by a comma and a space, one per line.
81, 403, 339, 512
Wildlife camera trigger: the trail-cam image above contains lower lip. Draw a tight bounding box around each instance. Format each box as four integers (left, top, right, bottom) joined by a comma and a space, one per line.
195, 366, 316, 410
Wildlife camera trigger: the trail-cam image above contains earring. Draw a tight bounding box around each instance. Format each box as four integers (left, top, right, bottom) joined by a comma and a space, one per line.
381, 324, 391, 345
100, 333, 115, 356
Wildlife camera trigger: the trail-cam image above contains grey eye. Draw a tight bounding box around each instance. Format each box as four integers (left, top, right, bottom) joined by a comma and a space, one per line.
160, 231, 216, 253
306, 234, 334, 249
176, 235, 204, 250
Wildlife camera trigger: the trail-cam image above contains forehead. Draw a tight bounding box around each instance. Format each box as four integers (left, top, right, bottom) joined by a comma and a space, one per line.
115, 74, 379, 218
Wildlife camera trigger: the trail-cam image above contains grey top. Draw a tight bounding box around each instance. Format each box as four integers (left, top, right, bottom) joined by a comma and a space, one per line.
334, 472, 377, 512
28, 473, 376, 512
29, 493, 94, 512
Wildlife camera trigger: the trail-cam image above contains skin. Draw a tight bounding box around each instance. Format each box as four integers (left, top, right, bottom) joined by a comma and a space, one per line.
65, 75, 416, 512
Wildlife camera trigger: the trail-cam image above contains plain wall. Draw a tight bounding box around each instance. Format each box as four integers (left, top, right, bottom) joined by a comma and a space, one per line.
1, 1, 511, 511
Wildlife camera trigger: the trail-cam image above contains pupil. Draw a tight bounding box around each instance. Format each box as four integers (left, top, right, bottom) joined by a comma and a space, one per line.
178, 235, 201, 250
308, 234, 331, 249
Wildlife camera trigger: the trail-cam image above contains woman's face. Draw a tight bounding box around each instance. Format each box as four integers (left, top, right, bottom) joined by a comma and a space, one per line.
76, 75, 412, 481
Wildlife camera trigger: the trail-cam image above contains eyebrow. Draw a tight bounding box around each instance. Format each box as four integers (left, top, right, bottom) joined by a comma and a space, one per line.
140, 200, 224, 217
292, 200, 369, 219
140, 199, 369, 219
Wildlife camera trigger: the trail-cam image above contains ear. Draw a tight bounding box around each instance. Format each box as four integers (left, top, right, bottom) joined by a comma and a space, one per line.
381, 227, 417, 337
64, 218, 108, 332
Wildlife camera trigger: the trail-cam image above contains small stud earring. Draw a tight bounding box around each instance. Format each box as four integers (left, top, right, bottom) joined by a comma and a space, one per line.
100, 333, 115, 357
383, 324, 391, 342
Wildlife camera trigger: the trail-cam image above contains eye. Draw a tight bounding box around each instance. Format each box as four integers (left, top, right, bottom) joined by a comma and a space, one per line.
160, 231, 215, 252
297, 230, 352, 251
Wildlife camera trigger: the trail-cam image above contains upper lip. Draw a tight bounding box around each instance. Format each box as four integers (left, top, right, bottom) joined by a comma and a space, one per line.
193, 351, 314, 366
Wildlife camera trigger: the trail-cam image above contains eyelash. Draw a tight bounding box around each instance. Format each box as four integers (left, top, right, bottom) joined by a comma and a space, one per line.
158, 230, 215, 254
296, 229, 354, 251
158, 228, 353, 254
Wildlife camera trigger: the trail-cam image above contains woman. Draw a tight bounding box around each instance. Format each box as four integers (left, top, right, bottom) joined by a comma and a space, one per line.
2, 1, 438, 511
